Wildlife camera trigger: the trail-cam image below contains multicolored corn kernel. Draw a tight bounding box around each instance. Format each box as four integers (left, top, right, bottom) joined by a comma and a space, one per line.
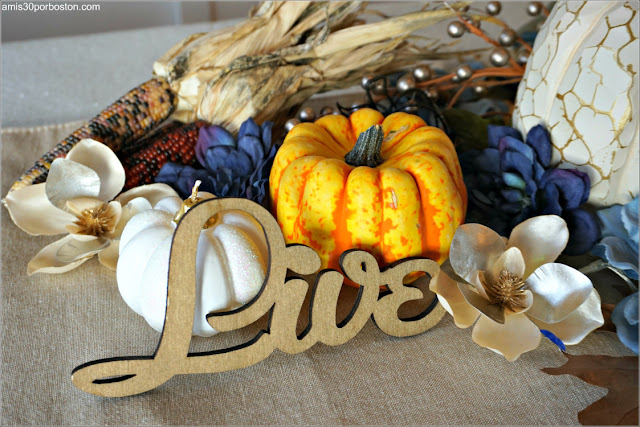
10, 78, 177, 192
121, 121, 207, 190
118, 120, 183, 157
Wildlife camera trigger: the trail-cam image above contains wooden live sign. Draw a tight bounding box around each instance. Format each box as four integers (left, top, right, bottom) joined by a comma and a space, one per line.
71, 198, 446, 397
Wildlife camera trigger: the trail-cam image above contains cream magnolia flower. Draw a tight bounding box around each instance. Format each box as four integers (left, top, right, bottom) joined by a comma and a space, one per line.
431, 215, 604, 361
4, 139, 178, 275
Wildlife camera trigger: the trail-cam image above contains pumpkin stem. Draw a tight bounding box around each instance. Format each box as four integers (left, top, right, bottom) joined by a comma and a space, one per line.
173, 180, 218, 227
345, 124, 384, 168
189, 180, 202, 201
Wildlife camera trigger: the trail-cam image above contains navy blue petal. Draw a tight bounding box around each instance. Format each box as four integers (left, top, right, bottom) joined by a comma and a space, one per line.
474, 148, 501, 174
562, 209, 600, 255
261, 121, 273, 152
226, 151, 254, 175
501, 150, 533, 182
487, 125, 522, 148
245, 144, 278, 204
524, 178, 538, 199
533, 161, 545, 183
196, 125, 236, 165
470, 188, 493, 205
541, 183, 562, 215
571, 168, 591, 205
540, 168, 588, 210
526, 125, 552, 167
502, 201, 524, 214
238, 135, 265, 167
501, 189, 524, 203
203, 145, 233, 172
154, 161, 182, 182
155, 163, 210, 199
498, 136, 535, 162
198, 176, 219, 196
239, 117, 261, 139
205, 146, 254, 176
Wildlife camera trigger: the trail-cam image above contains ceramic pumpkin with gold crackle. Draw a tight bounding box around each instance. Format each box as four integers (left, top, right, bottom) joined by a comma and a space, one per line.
269, 108, 467, 278
512, 1, 639, 207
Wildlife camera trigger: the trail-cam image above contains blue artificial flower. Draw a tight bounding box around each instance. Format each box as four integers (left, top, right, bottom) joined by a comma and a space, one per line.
154, 163, 212, 198
592, 197, 639, 280
156, 118, 277, 204
611, 292, 638, 355
460, 124, 600, 254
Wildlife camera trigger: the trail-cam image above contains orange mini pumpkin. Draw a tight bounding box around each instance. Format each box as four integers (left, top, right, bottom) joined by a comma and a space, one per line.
269, 108, 467, 275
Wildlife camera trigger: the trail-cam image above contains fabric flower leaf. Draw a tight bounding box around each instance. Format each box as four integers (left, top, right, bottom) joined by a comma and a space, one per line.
442, 109, 492, 152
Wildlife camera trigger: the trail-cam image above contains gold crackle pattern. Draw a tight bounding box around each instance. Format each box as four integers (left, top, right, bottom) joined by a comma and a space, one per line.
513, 1, 638, 207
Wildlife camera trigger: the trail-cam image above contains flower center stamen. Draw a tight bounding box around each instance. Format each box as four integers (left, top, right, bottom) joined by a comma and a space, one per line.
73, 203, 114, 237
482, 270, 528, 311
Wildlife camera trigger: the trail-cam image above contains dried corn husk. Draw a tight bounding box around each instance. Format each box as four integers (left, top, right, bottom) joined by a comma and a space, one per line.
154, 1, 471, 132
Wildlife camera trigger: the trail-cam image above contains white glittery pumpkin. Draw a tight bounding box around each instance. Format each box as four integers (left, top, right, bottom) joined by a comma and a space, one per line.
513, 1, 639, 207
116, 195, 268, 337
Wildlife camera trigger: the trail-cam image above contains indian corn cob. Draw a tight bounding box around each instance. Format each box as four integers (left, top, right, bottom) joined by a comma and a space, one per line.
10, 78, 177, 192
120, 121, 206, 190
117, 120, 183, 157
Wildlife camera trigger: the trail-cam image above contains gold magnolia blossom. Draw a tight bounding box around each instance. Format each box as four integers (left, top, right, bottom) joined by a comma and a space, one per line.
4, 139, 178, 275
431, 215, 604, 361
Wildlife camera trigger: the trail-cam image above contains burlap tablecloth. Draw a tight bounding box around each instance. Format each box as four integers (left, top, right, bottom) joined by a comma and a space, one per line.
1, 122, 635, 426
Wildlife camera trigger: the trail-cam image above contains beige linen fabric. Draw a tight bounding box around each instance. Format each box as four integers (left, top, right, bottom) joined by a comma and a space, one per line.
1, 123, 635, 426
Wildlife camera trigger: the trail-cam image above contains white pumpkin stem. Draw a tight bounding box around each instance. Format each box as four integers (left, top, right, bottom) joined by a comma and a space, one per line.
190, 180, 202, 201
173, 180, 205, 224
